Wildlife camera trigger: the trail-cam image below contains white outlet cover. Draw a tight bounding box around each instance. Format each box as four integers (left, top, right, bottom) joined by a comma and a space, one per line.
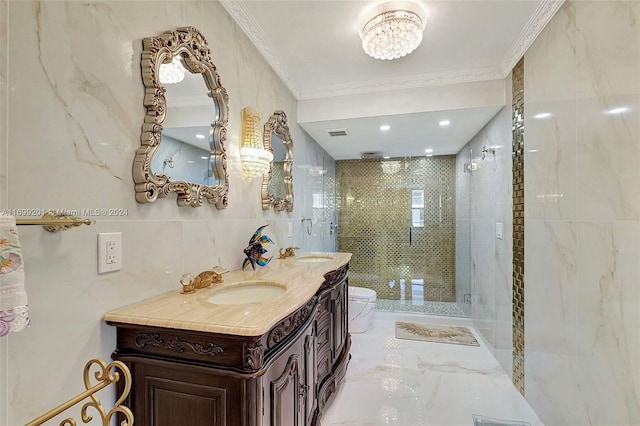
496, 222, 504, 240
98, 232, 122, 274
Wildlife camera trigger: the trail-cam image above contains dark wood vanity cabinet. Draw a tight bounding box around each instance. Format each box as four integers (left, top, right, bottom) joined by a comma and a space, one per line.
262, 318, 314, 426
108, 264, 350, 426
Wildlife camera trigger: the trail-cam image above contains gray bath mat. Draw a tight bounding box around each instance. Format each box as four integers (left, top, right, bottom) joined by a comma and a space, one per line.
394, 322, 479, 346
473, 414, 531, 426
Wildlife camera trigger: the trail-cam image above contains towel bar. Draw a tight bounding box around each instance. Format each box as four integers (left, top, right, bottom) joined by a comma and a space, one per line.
14, 211, 93, 233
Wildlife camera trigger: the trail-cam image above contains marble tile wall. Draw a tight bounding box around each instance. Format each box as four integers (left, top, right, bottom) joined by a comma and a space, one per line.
1, 1, 334, 424
524, 1, 640, 424
455, 78, 513, 377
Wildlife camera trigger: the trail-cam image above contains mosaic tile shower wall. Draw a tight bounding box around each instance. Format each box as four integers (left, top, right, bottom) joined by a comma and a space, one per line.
336, 157, 456, 302
512, 57, 525, 395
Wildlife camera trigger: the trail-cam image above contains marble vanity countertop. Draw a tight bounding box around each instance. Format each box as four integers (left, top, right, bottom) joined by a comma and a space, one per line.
104, 252, 351, 336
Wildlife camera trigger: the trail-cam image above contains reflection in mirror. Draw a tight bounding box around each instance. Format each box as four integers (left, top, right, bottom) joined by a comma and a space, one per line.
267, 132, 287, 200
261, 111, 293, 212
151, 68, 218, 187
134, 27, 229, 208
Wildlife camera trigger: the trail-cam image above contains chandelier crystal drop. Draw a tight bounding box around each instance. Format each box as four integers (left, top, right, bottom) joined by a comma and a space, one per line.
360, 1, 427, 61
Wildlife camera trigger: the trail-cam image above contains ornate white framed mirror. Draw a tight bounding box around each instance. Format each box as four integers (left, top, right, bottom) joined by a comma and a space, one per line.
261, 111, 293, 212
134, 27, 229, 208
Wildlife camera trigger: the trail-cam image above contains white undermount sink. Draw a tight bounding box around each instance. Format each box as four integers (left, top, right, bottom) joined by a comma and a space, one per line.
295, 255, 334, 263
206, 281, 286, 305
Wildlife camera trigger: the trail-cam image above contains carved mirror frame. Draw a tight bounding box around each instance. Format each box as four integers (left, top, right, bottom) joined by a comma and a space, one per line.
261, 111, 293, 212
134, 27, 229, 208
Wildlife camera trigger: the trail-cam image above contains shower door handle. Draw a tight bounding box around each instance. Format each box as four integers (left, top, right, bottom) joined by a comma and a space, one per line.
409, 227, 412, 246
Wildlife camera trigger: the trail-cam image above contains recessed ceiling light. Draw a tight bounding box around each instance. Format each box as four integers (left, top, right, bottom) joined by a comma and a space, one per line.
438, 120, 450, 126
380, 124, 390, 131
425, 148, 433, 153
187, 160, 195, 164
426, 154, 433, 157
201, 156, 208, 160
383, 156, 390, 159
533, 112, 552, 119
195, 134, 206, 139
607, 106, 629, 115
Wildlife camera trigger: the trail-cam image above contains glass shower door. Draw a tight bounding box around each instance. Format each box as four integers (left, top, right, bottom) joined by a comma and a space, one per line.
337, 156, 458, 309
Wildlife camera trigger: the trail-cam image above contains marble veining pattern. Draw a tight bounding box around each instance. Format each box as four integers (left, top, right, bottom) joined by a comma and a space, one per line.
321, 312, 542, 426
574, 222, 640, 425
575, 1, 640, 221
523, 1, 640, 425
524, 2, 576, 222
4, 1, 336, 424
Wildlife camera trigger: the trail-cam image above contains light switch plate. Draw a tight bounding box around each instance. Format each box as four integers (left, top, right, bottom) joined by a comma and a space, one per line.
496, 222, 504, 240
98, 232, 122, 273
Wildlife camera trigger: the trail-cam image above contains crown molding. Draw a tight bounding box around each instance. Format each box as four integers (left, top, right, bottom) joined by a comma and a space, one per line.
297, 67, 504, 100
223, 0, 564, 100
500, 0, 565, 76
219, 0, 301, 99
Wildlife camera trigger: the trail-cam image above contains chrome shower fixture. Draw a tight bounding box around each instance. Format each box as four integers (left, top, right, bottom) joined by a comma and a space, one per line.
481, 145, 496, 160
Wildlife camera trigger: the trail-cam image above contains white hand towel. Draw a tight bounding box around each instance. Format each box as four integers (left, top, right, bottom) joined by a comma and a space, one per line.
0, 215, 30, 335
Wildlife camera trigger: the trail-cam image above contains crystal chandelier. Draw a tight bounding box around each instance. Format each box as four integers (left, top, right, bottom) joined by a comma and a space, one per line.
240, 107, 273, 178
359, 1, 427, 60
159, 56, 186, 84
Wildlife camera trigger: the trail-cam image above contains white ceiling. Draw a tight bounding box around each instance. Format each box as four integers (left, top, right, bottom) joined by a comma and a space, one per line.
221, 0, 563, 159
301, 106, 501, 160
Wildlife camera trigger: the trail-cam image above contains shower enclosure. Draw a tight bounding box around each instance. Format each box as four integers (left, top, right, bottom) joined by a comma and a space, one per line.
335, 156, 470, 317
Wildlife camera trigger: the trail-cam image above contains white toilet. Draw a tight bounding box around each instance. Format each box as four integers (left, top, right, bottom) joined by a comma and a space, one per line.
347, 286, 377, 333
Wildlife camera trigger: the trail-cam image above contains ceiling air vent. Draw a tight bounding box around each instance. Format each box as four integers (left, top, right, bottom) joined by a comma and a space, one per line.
360, 151, 384, 160
327, 129, 348, 137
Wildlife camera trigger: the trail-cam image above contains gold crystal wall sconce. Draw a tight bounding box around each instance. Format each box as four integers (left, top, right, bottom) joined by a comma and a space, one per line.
240, 107, 273, 179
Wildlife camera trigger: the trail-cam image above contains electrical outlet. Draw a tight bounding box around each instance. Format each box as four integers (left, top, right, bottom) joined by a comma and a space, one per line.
106, 241, 117, 264
496, 222, 504, 240
98, 232, 122, 274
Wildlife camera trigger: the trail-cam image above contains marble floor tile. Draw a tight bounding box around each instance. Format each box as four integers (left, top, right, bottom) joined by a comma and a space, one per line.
321, 311, 542, 426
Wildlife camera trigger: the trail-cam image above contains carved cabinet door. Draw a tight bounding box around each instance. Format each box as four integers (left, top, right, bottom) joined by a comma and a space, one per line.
303, 332, 317, 424
269, 354, 303, 426
331, 282, 347, 361
263, 319, 314, 426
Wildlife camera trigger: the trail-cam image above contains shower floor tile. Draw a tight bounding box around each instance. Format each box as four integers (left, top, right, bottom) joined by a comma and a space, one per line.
376, 298, 468, 317
321, 311, 542, 426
